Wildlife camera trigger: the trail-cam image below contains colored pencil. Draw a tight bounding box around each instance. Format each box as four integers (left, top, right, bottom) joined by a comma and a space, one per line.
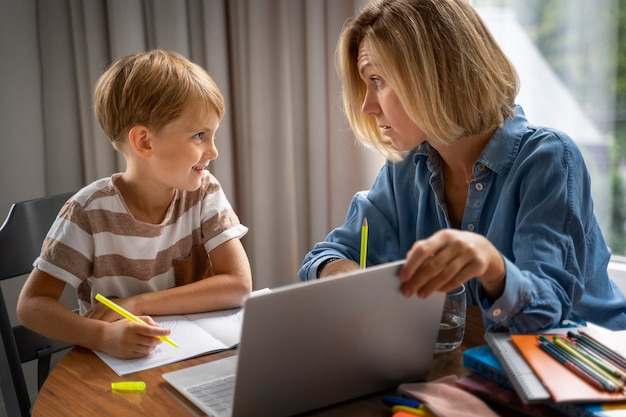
576, 331, 626, 371
538, 339, 609, 392
551, 335, 623, 392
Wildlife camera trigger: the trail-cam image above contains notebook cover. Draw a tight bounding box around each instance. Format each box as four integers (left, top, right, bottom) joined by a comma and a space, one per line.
463, 345, 514, 390
510, 334, 626, 403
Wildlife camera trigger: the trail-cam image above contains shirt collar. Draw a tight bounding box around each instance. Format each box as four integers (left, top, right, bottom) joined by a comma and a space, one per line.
411, 105, 528, 177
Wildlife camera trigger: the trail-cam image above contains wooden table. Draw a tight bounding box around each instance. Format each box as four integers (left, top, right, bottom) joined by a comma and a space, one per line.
31, 306, 521, 417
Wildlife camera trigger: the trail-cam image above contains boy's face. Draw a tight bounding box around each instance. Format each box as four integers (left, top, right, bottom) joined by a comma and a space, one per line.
148, 104, 220, 192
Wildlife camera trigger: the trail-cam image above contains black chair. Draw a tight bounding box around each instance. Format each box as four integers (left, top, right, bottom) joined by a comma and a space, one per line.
0, 191, 75, 417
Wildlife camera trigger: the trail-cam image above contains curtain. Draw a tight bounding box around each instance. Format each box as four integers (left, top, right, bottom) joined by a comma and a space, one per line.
0, 0, 384, 289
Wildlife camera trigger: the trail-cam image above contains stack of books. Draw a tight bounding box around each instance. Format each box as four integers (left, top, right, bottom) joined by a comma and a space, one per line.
460, 329, 626, 417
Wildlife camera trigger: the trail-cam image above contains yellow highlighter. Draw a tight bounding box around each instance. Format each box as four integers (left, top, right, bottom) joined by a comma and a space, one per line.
95, 293, 179, 348
111, 381, 146, 391
391, 404, 436, 416
360, 217, 368, 269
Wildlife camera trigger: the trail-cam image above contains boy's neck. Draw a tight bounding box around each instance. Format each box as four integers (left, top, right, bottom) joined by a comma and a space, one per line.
114, 174, 176, 224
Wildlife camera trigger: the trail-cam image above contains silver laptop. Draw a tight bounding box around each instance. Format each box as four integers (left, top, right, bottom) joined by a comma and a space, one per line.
163, 260, 445, 417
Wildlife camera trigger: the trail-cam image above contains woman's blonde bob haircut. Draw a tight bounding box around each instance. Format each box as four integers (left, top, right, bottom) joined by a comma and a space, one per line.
94, 49, 225, 149
337, 0, 519, 160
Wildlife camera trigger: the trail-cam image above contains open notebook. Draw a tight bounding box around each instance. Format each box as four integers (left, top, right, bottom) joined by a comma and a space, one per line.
163, 260, 446, 417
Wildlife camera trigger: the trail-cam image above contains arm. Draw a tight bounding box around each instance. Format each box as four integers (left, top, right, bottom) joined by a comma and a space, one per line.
87, 238, 252, 320
317, 258, 360, 278
299, 160, 414, 281
17, 268, 171, 359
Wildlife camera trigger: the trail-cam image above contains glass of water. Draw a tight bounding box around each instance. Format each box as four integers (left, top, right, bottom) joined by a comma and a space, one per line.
434, 284, 467, 353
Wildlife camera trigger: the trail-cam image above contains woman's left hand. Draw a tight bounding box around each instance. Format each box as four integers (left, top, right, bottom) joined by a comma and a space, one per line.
397, 229, 505, 298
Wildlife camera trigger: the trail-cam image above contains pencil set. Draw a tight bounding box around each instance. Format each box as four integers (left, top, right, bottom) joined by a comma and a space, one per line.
537, 331, 626, 393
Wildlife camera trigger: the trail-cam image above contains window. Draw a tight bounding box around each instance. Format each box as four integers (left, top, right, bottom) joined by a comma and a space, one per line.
474, 0, 626, 254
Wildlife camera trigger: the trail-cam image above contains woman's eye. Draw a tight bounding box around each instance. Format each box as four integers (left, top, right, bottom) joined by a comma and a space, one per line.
370, 77, 382, 87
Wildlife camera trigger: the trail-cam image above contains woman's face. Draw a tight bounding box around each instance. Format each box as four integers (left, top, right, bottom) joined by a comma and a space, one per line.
357, 40, 427, 151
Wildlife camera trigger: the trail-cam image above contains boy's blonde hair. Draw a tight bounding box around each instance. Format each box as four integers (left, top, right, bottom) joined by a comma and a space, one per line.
337, 0, 519, 160
94, 50, 225, 149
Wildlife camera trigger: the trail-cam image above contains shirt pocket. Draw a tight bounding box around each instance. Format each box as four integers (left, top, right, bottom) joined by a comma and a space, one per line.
172, 243, 214, 286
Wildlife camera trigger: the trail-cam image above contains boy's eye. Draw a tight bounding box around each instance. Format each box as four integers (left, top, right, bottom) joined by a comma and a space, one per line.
193, 132, 204, 140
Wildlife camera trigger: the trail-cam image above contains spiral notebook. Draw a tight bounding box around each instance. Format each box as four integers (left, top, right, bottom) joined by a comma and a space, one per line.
484, 332, 551, 404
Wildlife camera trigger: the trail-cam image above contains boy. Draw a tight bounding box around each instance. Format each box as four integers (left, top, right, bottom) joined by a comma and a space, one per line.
17, 50, 252, 359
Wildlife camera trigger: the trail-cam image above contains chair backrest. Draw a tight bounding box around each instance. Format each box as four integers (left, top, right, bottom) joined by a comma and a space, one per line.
0, 191, 75, 417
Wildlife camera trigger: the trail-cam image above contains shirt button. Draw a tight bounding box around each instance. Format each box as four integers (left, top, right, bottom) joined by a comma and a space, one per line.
475, 182, 484, 191
467, 224, 475, 231
492, 308, 502, 317
477, 163, 486, 171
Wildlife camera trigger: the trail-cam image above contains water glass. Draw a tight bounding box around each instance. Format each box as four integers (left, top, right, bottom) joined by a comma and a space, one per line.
435, 284, 467, 353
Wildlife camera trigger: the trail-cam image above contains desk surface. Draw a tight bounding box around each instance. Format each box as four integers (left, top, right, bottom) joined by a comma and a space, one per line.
32, 305, 521, 417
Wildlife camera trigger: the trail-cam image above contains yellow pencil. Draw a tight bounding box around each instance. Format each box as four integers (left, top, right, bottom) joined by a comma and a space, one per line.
360, 217, 368, 269
95, 293, 179, 348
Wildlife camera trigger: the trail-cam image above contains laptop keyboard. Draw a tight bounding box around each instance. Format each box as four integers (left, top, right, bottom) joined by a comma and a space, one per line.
186, 375, 236, 415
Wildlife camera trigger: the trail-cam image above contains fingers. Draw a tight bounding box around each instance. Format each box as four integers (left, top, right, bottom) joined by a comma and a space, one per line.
103, 318, 171, 359
398, 230, 491, 298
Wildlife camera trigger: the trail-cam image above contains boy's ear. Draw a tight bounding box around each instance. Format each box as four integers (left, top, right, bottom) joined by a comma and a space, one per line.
128, 125, 153, 158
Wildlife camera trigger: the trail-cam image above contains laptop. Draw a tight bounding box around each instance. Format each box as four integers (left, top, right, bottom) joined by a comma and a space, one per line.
163, 260, 446, 417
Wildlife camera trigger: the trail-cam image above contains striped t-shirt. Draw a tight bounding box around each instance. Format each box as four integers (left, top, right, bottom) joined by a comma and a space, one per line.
34, 171, 248, 314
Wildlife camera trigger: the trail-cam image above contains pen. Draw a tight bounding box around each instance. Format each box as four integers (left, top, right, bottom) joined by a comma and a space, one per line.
95, 293, 179, 348
360, 217, 368, 269
382, 395, 422, 409
552, 335, 623, 391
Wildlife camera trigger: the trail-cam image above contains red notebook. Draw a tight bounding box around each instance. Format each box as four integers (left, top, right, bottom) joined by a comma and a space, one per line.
510, 332, 626, 403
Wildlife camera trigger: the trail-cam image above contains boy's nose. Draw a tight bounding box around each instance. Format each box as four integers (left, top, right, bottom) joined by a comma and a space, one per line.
205, 142, 218, 160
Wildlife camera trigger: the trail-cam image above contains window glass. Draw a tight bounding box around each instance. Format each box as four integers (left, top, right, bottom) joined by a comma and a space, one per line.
474, 0, 626, 254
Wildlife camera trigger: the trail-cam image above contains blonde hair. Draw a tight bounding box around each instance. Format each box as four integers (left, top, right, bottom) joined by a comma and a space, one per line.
94, 49, 225, 149
337, 0, 519, 160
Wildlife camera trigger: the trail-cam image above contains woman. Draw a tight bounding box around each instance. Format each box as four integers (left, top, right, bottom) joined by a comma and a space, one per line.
298, 0, 626, 332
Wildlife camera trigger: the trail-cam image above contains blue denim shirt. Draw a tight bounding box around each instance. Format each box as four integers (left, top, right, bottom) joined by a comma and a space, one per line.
298, 106, 626, 332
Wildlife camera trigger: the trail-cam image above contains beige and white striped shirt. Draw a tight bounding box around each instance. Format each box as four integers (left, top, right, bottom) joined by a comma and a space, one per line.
34, 171, 247, 313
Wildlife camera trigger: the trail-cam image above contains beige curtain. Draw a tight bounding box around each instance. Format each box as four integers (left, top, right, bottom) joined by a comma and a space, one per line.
0, 0, 383, 289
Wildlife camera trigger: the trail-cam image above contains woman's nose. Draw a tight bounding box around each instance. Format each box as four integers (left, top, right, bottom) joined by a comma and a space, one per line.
361, 89, 380, 116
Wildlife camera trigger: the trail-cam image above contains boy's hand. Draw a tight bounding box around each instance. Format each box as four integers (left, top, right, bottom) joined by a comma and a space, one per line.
98, 317, 171, 359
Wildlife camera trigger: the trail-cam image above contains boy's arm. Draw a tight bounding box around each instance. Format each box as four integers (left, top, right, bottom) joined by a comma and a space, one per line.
119, 238, 252, 317
16, 269, 169, 358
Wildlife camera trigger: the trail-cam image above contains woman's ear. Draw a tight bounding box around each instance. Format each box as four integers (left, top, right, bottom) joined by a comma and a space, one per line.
128, 125, 153, 158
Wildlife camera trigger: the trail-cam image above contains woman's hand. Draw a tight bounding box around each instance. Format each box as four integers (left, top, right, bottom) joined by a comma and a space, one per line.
397, 229, 505, 299
318, 259, 359, 278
